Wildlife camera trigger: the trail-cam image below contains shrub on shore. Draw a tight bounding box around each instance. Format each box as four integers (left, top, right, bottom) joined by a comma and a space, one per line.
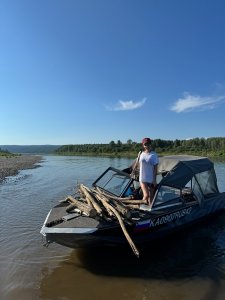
0, 148, 16, 157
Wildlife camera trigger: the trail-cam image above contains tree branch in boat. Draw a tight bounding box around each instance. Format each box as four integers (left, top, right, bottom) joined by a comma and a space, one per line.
94, 193, 114, 217
94, 187, 134, 217
79, 184, 103, 215
119, 199, 146, 204
65, 195, 97, 217
94, 187, 145, 205
96, 194, 140, 258
95, 187, 134, 201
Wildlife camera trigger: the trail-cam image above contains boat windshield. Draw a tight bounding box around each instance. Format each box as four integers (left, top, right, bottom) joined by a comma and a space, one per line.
152, 185, 182, 209
92, 167, 134, 197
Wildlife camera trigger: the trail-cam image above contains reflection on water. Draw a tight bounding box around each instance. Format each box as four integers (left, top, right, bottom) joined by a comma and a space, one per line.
39, 212, 225, 300
0, 155, 225, 300
77, 216, 225, 280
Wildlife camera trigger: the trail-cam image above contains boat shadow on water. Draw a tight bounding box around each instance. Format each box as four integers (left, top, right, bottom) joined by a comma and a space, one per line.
74, 211, 225, 280
39, 212, 225, 300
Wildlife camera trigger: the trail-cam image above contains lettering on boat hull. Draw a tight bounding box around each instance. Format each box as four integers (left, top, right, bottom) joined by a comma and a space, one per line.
135, 207, 192, 232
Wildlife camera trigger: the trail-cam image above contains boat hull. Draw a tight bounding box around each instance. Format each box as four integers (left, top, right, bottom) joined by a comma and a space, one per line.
41, 193, 225, 249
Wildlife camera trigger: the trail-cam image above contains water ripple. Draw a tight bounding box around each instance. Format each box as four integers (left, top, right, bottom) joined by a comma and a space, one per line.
0, 156, 225, 300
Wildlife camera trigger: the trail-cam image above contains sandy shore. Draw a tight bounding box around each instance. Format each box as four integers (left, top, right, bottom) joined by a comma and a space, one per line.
0, 155, 43, 182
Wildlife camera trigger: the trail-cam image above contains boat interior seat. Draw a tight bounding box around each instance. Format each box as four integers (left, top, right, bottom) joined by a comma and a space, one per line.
181, 189, 197, 203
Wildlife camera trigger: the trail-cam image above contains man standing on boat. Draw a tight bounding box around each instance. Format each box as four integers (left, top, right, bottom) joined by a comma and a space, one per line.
139, 137, 159, 205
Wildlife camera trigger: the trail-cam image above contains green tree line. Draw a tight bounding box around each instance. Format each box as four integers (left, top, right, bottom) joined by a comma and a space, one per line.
0, 148, 15, 157
55, 137, 225, 157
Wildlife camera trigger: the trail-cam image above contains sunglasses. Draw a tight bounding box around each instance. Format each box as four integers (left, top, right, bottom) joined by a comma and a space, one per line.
143, 143, 151, 146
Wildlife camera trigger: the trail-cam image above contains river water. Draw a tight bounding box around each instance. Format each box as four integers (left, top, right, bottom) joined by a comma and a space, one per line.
0, 155, 225, 300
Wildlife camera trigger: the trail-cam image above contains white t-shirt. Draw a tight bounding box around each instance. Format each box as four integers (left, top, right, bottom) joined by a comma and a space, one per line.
139, 151, 159, 183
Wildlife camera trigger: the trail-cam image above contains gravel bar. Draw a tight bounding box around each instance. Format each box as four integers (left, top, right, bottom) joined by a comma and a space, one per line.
0, 155, 43, 182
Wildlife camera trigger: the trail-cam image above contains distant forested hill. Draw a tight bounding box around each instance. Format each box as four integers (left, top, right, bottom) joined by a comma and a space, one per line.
2, 137, 225, 156
0, 145, 60, 154
55, 137, 225, 157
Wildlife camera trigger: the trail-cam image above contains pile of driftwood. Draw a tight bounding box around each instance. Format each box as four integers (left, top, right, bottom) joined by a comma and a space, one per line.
64, 184, 146, 257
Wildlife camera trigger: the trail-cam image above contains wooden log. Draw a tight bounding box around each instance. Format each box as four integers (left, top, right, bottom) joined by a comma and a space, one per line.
120, 199, 146, 204
95, 187, 134, 201
65, 195, 97, 217
110, 199, 131, 218
94, 193, 114, 217
94, 187, 145, 206
79, 184, 103, 215
125, 204, 141, 209
78, 185, 93, 207
94, 189, 131, 218
98, 194, 139, 258
66, 203, 79, 213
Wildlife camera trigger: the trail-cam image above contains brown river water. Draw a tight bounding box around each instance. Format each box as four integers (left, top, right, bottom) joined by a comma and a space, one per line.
0, 155, 225, 300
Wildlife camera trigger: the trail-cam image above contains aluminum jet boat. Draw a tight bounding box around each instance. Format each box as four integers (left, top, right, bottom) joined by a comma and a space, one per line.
40, 155, 225, 256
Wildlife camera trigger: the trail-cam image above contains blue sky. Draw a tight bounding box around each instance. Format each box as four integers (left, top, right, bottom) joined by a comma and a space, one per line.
0, 0, 225, 145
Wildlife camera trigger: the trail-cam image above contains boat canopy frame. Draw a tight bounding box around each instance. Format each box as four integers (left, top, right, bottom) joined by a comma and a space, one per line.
157, 155, 219, 195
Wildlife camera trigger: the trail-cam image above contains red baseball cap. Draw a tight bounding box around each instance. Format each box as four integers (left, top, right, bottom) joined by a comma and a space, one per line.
142, 137, 152, 144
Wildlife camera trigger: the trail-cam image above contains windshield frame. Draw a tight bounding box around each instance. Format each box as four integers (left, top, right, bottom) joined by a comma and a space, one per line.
92, 167, 135, 197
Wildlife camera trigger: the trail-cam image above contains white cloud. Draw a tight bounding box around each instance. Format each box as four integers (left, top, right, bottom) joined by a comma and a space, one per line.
106, 98, 146, 111
170, 92, 225, 113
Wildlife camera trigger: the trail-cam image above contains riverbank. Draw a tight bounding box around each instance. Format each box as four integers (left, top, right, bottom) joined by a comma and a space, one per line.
55, 151, 225, 159
0, 155, 43, 182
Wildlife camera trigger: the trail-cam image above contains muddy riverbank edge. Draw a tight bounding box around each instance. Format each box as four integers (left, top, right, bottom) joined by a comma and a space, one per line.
0, 155, 43, 182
